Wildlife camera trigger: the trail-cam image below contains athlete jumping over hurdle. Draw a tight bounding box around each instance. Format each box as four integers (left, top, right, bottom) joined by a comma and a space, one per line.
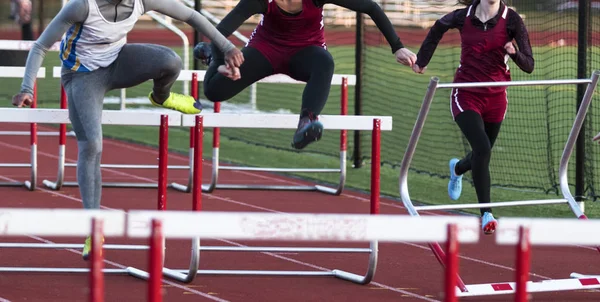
412, 0, 534, 234
193, 0, 417, 149
11, 0, 243, 260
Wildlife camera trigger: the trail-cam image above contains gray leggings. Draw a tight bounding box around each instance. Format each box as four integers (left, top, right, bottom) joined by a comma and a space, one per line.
61, 43, 182, 209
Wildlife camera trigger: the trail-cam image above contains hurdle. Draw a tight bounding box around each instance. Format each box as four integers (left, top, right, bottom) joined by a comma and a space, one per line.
171, 72, 355, 195
0, 110, 179, 271
124, 113, 393, 285
0, 66, 46, 190
453, 217, 600, 300
398, 70, 600, 295
125, 211, 480, 301
0, 208, 124, 302
42, 67, 197, 190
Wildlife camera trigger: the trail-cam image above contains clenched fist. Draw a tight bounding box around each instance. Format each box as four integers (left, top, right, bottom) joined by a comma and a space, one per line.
395, 48, 417, 67
224, 48, 244, 69
504, 42, 516, 55
12, 93, 33, 108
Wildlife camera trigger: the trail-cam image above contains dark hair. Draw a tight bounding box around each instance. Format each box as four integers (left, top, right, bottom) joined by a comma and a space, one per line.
457, 0, 506, 6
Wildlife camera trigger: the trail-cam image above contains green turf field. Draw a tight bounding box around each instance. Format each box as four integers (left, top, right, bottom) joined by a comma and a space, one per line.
1, 44, 599, 219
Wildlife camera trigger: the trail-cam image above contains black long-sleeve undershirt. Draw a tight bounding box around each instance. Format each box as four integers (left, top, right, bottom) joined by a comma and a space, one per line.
416, 2, 534, 74
210, 0, 404, 61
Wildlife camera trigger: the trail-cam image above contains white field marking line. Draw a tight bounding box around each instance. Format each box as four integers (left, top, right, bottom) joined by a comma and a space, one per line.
27, 235, 229, 302
0, 154, 436, 300
10, 132, 596, 284
0, 298, 12, 302
0, 175, 228, 302
217, 238, 440, 302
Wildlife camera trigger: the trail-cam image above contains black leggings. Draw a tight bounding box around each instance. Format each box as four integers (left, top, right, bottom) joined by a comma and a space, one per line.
203, 45, 335, 118
454, 110, 502, 215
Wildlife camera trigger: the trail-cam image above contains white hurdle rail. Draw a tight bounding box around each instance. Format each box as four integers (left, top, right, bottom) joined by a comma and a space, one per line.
456, 217, 600, 301
0, 67, 46, 190
170, 70, 357, 195
43, 68, 197, 190
135, 114, 393, 285
398, 71, 600, 296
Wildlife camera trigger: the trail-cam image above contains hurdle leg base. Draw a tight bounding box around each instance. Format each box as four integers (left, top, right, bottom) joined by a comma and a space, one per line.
570, 272, 600, 278
24, 181, 35, 191
171, 182, 191, 193
126, 267, 150, 280
333, 269, 372, 284
163, 267, 197, 283
42, 180, 61, 190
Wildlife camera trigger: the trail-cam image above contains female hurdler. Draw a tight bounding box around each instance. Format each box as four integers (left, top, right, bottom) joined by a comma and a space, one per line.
11, 0, 244, 259
413, 0, 534, 234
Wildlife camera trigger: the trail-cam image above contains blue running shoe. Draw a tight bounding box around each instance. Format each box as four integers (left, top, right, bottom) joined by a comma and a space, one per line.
448, 158, 463, 200
481, 212, 497, 235
291, 116, 323, 150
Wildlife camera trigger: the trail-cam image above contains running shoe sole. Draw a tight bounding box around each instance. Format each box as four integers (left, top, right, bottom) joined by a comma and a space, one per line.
292, 122, 323, 150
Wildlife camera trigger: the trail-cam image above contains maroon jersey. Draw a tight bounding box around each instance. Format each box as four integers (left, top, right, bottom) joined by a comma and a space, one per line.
454, 5, 511, 93
247, 0, 326, 49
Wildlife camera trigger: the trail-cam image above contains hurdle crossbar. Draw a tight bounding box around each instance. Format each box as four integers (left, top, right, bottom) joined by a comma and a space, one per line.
170, 71, 357, 196
0, 67, 48, 190
398, 70, 600, 296
124, 115, 397, 286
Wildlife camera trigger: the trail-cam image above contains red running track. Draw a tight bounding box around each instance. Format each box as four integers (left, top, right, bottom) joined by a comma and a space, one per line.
0, 123, 599, 302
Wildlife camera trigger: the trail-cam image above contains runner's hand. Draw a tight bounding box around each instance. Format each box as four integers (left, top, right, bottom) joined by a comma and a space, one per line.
504, 42, 516, 55
395, 48, 417, 67
218, 65, 241, 81
12, 93, 33, 108
224, 48, 244, 68
593, 132, 600, 143
412, 63, 426, 74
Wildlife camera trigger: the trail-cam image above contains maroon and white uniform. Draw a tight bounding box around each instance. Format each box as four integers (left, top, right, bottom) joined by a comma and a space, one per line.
247, 0, 326, 74
452, 5, 510, 123
416, 1, 534, 123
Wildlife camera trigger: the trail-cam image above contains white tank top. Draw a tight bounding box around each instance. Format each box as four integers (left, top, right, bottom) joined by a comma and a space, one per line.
59, 0, 145, 72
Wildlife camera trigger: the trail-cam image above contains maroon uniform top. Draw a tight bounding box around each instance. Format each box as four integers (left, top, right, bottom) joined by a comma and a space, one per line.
210, 0, 406, 62
416, 0, 534, 93
247, 0, 326, 49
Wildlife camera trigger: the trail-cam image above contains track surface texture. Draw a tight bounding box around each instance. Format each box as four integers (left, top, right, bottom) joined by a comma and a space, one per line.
0, 123, 599, 302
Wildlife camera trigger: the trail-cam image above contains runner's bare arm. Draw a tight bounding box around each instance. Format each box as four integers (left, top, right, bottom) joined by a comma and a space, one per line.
19, 0, 88, 95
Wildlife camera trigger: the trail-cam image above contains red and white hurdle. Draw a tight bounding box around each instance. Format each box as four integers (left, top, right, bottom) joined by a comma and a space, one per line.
43, 67, 195, 190
126, 113, 394, 284
170, 73, 354, 195
456, 217, 600, 300
40, 67, 354, 195
0, 66, 46, 190
398, 70, 600, 298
